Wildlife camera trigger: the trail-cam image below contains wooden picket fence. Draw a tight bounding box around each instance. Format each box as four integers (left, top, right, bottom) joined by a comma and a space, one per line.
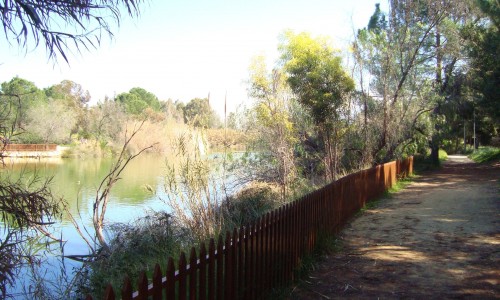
91, 157, 413, 300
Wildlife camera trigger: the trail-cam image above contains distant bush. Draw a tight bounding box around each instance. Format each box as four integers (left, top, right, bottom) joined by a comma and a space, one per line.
205, 128, 248, 151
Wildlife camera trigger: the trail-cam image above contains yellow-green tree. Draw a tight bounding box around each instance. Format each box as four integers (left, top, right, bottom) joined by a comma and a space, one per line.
247, 55, 297, 199
280, 31, 354, 181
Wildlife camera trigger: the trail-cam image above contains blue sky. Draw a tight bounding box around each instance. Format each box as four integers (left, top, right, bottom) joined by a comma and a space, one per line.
0, 0, 386, 116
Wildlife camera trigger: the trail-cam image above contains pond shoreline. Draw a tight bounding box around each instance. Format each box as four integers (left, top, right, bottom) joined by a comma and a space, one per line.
2, 145, 70, 158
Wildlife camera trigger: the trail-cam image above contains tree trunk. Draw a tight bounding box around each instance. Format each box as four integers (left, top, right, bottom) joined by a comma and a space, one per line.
430, 141, 440, 166
430, 28, 442, 166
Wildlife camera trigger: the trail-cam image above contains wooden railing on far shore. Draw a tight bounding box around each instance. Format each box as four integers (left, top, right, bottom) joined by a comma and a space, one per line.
91, 157, 413, 300
3, 144, 57, 152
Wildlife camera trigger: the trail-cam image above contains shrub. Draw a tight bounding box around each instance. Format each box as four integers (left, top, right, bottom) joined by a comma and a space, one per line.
81, 212, 185, 299
469, 146, 500, 163
223, 182, 283, 229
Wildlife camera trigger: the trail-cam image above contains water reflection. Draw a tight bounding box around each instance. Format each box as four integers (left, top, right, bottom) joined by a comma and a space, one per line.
2, 154, 169, 225
1, 152, 241, 296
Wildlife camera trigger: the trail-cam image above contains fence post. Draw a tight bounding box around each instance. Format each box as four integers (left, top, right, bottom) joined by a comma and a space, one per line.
179, 252, 187, 300
237, 226, 245, 299
189, 247, 198, 300
152, 264, 163, 300
121, 277, 133, 300
245, 224, 254, 300
208, 239, 216, 300
199, 243, 207, 300
104, 285, 115, 300
224, 231, 234, 300
166, 257, 176, 300
216, 235, 224, 300
137, 272, 148, 300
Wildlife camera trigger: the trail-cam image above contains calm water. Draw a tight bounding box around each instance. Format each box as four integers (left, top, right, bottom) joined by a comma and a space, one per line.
2, 153, 234, 297
3, 155, 169, 252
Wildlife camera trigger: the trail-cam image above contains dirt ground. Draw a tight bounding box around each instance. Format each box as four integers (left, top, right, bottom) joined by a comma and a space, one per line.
289, 155, 500, 299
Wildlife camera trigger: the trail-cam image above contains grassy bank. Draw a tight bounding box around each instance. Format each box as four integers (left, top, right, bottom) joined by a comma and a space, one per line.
469, 146, 500, 163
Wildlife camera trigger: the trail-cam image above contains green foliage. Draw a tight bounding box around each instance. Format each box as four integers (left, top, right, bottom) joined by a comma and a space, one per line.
25, 101, 77, 144
439, 149, 448, 161
116, 87, 161, 115
280, 31, 355, 126
45, 80, 91, 108
462, 0, 500, 137
469, 146, 500, 163
86, 99, 127, 146
0, 77, 47, 131
247, 55, 299, 196
413, 148, 448, 172
280, 31, 355, 180
367, 3, 387, 33
183, 97, 221, 128
83, 212, 184, 299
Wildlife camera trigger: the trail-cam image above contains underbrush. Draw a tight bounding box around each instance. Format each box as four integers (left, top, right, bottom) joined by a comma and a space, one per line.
82, 181, 286, 298
223, 182, 284, 229
469, 146, 500, 163
413, 148, 448, 173
78, 212, 186, 299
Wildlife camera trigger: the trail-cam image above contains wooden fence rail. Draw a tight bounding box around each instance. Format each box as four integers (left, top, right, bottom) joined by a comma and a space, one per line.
90, 157, 413, 300
3, 144, 57, 151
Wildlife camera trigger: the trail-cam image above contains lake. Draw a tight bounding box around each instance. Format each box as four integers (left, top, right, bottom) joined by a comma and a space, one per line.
1, 152, 237, 297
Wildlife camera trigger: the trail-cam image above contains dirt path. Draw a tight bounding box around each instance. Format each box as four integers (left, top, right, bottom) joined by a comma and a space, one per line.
289, 155, 500, 299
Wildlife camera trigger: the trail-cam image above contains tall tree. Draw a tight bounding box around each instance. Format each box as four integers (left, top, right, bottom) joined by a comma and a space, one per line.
183, 97, 221, 129
353, 0, 475, 163
280, 31, 354, 180
116, 87, 161, 115
0, 77, 47, 133
45, 80, 91, 108
463, 0, 500, 144
247, 55, 298, 198
25, 101, 78, 143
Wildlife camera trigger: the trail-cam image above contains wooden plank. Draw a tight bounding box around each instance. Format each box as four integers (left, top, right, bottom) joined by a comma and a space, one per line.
189, 247, 198, 300
245, 224, 253, 300
179, 252, 187, 300
224, 231, 233, 300
237, 226, 245, 299
216, 235, 224, 300
104, 285, 115, 300
230, 228, 237, 300
166, 257, 176, 299
121, 277, 133, 300
152, 264, 163, 300
199, 242, 207, 300
137, 272, 148, 300
208, 239, 216, 300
